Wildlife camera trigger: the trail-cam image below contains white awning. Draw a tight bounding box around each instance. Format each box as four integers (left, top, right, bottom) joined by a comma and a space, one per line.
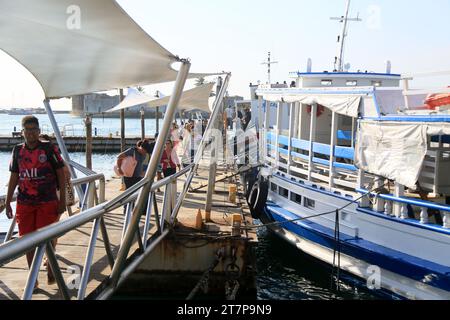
355, 121, 450, 188
106, 83, 215, 113
257, 88, 370, 118
0, 0, 213, 98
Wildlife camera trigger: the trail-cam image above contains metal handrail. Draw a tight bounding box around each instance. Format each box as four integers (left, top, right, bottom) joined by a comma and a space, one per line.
0, 161, 193, 300
0, 165, 192, 263
356, 188, 450, 213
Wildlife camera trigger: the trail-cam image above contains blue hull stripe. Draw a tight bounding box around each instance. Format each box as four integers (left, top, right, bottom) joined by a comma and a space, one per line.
273, 173, 450, 236
264, 202, 450, 292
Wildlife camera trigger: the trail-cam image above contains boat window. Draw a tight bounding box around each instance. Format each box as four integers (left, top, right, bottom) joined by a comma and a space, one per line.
321, 79, 333, 86
346, 80, 357, 86
304, 198, 315, 209
290, 193, 302, 205
271, 183, 278, 192
371, 80, 382, 87
279, 187, 289, 198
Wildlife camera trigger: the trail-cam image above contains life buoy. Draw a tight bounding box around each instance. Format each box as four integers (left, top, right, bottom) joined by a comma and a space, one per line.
425, 87, 450, 110
307, 104, 325, 117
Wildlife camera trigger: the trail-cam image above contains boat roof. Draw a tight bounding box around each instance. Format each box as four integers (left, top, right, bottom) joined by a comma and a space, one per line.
256, 86, 450, 122
289, 71, 401, 78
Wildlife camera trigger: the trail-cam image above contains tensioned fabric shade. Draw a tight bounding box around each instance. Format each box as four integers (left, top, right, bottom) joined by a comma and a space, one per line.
0, 0, 212, 98
106, 83, 215, 113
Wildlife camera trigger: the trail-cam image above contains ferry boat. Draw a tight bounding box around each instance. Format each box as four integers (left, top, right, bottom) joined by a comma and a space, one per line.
244, 0, 450, 300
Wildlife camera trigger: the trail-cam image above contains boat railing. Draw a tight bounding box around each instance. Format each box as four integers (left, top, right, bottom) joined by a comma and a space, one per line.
265, 131, 359, 190
0, 164, 193, 300
401, 70, 450, 109
356, 187, 450, 230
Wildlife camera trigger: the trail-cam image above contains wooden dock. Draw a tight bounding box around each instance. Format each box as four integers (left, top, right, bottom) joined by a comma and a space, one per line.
0, 166, 257, 300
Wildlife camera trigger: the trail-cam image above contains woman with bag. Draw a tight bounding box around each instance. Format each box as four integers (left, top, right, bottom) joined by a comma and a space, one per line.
115, 139, 152, 189
160, 139, 181, 178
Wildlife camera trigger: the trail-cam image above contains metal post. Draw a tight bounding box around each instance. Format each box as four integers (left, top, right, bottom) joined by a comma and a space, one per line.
308, 104, 317, 181
110, 60, 191, 287
43, 99, 83, 201
170, 73, 231, 224
275, 102, 282, 169
205, 77, 223, 219
85, 114, 93, 170
258, 96, 264, 162
329, 112, 338, 188
22, 244, 46, 300
402, 78, 411, 110
156, 106, 160, 134
264, 100, 270, 161
120, 89, 126, 152
140, 107, 145, 140
288, 103, 295, 175
77, 218, 101, 300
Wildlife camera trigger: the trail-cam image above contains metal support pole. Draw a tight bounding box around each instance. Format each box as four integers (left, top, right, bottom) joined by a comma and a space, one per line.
258, 96, 264, 162
329, 112, 338, 188
110, 60, 191, 287
275, 102, 282, 169
288, 103, 295, 175
43, 99, 83, 201
170, 73, 231, 224
264, 100, 270, 161
140, 107, 145, 140
119, 89, 126, 152
308, 104, 317, 181
22, 244, 46, 300
205, 77, 223, 219
77, 218, 101, 300
85, 114, 93, 170
156, 106, 160, 134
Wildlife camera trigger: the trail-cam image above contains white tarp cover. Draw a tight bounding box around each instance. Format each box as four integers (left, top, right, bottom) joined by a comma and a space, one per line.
107, 83, 215, 113
355, 121, 450, 188
258, 90, 363, 118
0, 0, 212, 98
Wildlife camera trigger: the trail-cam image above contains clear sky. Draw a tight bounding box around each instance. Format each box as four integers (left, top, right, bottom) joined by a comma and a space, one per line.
1, 0, 450, 109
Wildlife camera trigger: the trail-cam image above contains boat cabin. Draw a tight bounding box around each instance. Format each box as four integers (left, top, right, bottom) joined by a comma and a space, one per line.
254, 69, 450, 229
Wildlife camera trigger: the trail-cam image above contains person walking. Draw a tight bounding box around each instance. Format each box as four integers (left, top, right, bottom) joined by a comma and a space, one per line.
116, 139, 152, 189
160, 140, 181, 178
5, 116, 66, 289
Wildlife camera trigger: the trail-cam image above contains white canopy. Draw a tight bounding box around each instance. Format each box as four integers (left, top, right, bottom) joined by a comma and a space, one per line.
256, 88, 368, 118
106, 83, 215, 113
0, 0, 212, 98
355, 121, 450, 188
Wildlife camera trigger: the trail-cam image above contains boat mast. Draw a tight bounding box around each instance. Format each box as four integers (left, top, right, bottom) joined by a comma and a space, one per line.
331, 0, 361, 72
261, 52, 278, 84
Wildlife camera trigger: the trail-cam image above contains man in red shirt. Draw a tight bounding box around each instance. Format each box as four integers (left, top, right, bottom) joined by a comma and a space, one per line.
5, 116, 66, 288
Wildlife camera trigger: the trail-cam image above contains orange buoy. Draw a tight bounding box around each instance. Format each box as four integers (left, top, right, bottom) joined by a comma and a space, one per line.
425, 87, 450, 110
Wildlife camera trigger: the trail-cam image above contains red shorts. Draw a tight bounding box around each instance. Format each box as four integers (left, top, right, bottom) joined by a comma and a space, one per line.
16, 201, 59, 236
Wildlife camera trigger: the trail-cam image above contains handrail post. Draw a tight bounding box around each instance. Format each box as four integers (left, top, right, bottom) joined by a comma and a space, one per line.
420, 207, 429, 224
394, 183, 405, 218
109, 59, 191, 287
308, 104, 317, 181
22, 244, 46, 300
288, 103, 295, 175
43, 99, 84, 201
329, 112, 338, 188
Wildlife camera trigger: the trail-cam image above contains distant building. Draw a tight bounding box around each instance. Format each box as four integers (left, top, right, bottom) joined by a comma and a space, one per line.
72, 93, 163, 118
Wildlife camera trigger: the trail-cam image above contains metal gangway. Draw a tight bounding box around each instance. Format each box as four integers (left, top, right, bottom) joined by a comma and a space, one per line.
0, 69, 234, 300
